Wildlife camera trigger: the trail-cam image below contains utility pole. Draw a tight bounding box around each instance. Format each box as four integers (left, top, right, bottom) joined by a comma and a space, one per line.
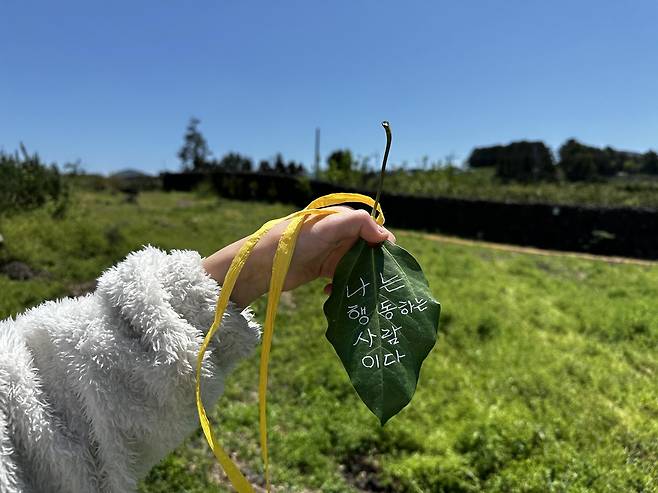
314, 127, 320, 179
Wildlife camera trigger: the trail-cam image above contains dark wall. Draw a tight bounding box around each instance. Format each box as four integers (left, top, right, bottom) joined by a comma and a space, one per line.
161, 172, 658, 260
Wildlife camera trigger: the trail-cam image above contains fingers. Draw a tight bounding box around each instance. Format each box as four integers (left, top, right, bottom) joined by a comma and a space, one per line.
351, 209, 396, 245
317, 206, 396, 244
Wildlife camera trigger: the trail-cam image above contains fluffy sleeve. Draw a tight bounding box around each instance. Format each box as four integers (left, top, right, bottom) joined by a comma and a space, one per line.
0, 246, 260, 493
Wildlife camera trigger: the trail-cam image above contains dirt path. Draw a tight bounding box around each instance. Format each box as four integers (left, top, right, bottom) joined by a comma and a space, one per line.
399, 231, 658, 267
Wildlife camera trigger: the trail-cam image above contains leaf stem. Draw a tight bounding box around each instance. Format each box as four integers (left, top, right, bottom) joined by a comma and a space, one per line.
372, 121, 392, 219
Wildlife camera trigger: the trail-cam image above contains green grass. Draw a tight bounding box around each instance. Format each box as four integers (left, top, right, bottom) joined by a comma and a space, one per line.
1, 191, 656, 492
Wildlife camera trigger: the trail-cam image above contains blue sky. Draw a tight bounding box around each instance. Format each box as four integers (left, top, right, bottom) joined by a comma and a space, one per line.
2, 1, 657, 174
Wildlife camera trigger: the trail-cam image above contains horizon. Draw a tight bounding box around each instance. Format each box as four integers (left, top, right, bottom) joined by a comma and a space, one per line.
2, 1, 657, 174
35, 135, 656, 178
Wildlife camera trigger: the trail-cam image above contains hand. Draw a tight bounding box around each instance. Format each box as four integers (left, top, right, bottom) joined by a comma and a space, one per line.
202, 207, 396, 307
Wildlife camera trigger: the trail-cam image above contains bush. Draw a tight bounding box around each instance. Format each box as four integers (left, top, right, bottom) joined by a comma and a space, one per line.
0, 145, 66, 216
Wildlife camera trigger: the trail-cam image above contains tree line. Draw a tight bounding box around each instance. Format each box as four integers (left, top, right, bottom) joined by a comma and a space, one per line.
468, 139, 658, 182
177, 118, 392, 187
180, 118, 658, 184
178, 118, 304, 176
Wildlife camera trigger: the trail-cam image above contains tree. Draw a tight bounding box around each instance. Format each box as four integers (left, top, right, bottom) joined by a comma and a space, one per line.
218, 152, 253, 172
273, 154, 287, 174
558, 139, 647, 180
494, 141, 556, 182
256, 155, 304, 175
467, 142, 556, 181
327, 149, 354, 174
468, 145, 503, 168
559, 139, 605, 181
324, 149, 360, 185
641, 151, 658, 175
286, 161, 304, 176
562, 153, 598, 181
559, 139, 594, 181
178, 118, 211, 171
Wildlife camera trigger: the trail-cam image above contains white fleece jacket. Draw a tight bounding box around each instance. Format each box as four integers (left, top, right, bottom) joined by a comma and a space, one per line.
0, 246, 261, 492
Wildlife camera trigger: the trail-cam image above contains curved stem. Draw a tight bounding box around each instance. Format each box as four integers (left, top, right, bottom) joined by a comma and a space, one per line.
371, 121, 392, 219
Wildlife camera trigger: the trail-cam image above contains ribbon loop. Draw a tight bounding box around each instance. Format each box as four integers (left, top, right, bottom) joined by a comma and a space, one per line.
195, 193, 383, 492
305, 192, 385, 225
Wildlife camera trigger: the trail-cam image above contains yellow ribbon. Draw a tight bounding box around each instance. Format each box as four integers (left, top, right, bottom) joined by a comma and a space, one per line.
195, 193, 385, 492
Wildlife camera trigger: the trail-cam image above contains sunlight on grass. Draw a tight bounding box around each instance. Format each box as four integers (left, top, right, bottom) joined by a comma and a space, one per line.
1, 191, 656, 492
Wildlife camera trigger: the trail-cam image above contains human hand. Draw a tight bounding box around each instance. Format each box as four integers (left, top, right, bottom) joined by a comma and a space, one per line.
202, 207, 396, 307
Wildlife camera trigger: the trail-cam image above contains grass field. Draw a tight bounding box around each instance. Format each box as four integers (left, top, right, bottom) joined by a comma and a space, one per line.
1, 191, 657, 492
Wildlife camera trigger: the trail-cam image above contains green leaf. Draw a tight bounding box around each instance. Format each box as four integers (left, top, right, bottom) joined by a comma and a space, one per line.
324, 238, 441, 425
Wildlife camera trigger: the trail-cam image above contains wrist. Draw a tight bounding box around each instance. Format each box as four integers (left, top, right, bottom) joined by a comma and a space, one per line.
202, 238, 273, 308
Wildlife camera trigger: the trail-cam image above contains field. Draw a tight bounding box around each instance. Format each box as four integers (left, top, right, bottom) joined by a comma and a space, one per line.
1, 191, 657, 492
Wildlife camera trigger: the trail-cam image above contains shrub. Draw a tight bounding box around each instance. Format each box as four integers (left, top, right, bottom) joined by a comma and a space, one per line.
0, 145, 66, 216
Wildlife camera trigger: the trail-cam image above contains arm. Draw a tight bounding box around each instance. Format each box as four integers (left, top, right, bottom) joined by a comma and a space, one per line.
203, 207, 396, 305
